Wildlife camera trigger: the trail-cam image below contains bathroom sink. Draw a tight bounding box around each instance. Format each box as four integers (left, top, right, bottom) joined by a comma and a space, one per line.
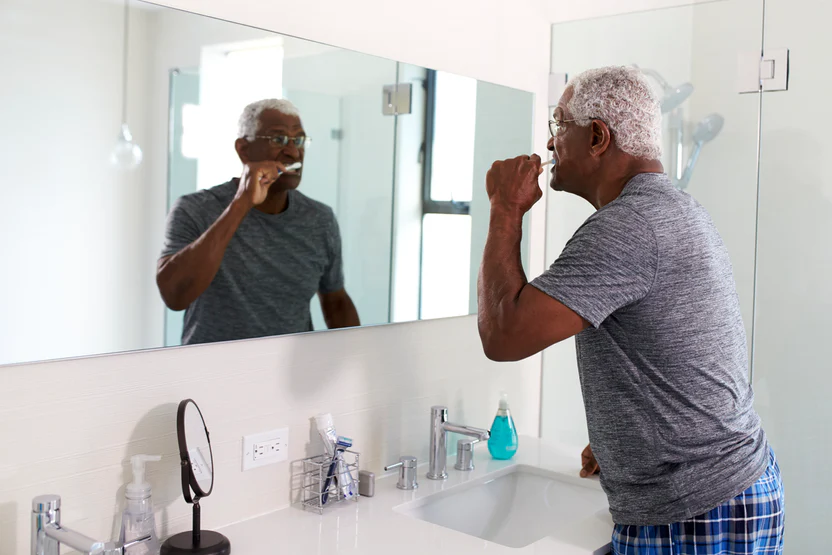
395, 465, 609, 548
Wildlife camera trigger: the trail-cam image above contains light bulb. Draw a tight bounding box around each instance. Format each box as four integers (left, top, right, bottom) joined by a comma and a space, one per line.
110, 123, 143, 170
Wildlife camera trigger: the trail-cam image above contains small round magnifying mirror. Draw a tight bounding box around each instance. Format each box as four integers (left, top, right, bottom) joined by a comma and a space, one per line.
161, 399, 230, 555
182, 400, 213, 496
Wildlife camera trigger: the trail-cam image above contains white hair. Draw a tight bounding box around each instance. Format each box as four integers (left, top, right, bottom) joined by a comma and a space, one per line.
237, 98, 301, 140
567, 66, 663, 159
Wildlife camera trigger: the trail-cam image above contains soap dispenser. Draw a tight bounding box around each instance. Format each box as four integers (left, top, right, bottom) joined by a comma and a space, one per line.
120, 455, 162, 555
487, 393, 518, 460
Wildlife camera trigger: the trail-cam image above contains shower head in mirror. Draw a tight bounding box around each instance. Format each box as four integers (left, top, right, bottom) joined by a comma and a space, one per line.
692, 113, 725, 144
661, 83, 694, 113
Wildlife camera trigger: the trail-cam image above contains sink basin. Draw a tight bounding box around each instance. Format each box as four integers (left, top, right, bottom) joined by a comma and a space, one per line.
395, 465, 609, 548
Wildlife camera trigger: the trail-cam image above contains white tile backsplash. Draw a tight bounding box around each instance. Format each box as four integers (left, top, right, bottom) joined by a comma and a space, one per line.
0, 316, 540, 554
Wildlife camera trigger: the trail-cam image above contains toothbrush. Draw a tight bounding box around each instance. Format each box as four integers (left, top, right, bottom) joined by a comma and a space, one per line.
541, 159, 555, 167
281, 162, 302, 174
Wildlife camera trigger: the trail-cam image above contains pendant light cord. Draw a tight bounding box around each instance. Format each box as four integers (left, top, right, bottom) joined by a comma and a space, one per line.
120, 0, 130, 125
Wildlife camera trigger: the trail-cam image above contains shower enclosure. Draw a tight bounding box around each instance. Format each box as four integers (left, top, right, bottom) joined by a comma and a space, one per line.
542, 1, 830, 553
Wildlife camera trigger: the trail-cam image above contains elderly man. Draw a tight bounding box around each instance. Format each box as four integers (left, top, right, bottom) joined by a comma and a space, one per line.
157, 98, 360, 345
478, 67, 784, 554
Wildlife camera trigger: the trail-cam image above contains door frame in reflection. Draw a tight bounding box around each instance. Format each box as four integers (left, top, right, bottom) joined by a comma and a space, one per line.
165, 67, 200, 347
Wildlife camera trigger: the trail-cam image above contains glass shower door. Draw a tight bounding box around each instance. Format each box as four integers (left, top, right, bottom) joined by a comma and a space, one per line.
753, 0, 832, 551
541, 0, 766, 446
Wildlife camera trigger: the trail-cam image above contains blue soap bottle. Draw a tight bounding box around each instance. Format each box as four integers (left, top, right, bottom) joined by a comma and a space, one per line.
488, 393, 518, 460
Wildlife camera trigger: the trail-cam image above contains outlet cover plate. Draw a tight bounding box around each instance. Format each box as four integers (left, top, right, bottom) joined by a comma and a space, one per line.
242, 427, 289, 471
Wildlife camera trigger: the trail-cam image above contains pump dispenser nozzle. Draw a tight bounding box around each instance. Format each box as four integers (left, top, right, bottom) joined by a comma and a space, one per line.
127, 455, 161, 499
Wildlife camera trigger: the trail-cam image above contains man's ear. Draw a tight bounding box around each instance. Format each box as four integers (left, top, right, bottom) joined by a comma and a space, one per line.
234, 138, 250, 163
590, 120, 612, 158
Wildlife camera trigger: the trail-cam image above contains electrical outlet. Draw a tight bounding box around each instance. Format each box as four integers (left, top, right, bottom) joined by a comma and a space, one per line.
242, 427, 288, 471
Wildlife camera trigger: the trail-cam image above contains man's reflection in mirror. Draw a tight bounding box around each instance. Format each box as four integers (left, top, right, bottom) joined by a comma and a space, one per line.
157, 99, 360, 345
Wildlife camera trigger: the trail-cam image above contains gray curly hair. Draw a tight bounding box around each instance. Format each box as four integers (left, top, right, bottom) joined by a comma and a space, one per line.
237, 98, 301, 140
567, 66, 663, 160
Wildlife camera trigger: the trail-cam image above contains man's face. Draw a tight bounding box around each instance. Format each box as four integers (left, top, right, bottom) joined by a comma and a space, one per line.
241, 109, 306, 190
547, 88, 593, 195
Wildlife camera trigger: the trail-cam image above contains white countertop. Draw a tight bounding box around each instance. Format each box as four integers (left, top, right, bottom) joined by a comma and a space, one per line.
218, 437, 613, 554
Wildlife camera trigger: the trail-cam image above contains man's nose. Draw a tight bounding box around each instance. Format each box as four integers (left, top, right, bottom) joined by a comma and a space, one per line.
547, 137, 555, 151
283, 142, 301, 159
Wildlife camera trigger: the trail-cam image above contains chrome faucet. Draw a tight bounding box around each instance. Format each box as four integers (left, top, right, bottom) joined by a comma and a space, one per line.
427, 406, 490, 480
32, 495, 149, 555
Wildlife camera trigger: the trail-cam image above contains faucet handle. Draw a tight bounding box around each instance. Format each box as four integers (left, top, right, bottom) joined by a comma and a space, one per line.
384, 456, 418, 490
454, 438, 480, 471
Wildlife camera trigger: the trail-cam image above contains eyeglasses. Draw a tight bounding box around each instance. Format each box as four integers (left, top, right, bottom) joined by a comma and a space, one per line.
255, 135, 311, 149
549, 117, 607, 137
548, 119, 580, 137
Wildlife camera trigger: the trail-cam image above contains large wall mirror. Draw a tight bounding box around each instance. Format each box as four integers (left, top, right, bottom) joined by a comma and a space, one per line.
0, 0, 533, 366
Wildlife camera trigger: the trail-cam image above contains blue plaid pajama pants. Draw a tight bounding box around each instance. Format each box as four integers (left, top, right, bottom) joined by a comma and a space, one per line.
611, 448, 785, 554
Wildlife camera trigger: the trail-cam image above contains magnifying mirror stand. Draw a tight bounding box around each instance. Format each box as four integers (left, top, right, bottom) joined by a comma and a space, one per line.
161, 497, 230, 555
162, 399, 231, 555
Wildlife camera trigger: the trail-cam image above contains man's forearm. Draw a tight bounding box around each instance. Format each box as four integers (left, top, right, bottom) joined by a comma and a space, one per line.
157, 197, 252, 310
326, 300, 360, 329
477, 206, 527, 351
320, 291, 361, 329
328, 308, 360, 329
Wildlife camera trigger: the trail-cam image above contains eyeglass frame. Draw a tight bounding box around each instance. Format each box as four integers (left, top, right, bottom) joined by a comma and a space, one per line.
549, 118, 578, 137
549, 117, 607, 137
254, 135, 311, 149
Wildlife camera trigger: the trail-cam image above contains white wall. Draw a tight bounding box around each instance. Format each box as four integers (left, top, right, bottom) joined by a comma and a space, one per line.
545, 0, 723, 24
0, 1, 552, 553
0, 0, 155, 365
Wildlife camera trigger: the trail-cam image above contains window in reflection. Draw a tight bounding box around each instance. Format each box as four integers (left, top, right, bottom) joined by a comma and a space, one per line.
420, 214, 472, 319
418, 70, 480, 320
428, 72, 477, 203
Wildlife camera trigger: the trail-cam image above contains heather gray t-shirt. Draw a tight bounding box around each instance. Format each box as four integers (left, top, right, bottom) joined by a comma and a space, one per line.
531, 173, 768, 526
161, 181, 344, 345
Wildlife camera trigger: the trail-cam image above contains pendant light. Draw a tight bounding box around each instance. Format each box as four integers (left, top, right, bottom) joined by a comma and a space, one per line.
110, 0, 143, 170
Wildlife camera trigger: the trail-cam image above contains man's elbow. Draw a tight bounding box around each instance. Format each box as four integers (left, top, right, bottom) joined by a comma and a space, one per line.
159, 290, 187, 312
483, 344, 516, 362
156, 275, 187, 312
479, 327, 521, 363
163, 298, 188, 312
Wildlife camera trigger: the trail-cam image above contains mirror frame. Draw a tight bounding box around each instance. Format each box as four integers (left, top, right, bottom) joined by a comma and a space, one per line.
176, 399, 215, 500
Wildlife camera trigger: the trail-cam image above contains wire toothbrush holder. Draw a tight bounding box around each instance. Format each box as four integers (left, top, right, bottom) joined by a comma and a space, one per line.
291, 450, 360, 514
